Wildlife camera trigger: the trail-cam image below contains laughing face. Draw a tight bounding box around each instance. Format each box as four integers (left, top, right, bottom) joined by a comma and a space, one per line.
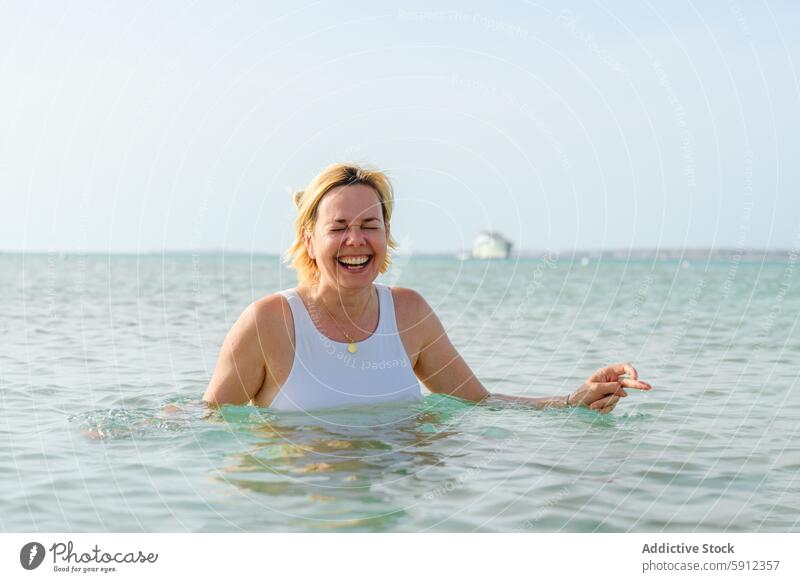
304, 183, 389, 289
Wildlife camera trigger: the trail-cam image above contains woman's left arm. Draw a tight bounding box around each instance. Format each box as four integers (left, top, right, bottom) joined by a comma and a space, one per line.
488, 363, 652, 414
410, 290, 652, 413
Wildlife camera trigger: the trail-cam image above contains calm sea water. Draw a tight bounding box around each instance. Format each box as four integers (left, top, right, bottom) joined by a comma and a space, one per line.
1, 252, 798, 532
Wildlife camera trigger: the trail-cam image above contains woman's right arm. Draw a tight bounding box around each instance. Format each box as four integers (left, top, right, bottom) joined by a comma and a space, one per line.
202, 299, 273, 407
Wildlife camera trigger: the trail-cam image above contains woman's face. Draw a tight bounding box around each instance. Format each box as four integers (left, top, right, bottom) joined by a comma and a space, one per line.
305, 183, 389, 289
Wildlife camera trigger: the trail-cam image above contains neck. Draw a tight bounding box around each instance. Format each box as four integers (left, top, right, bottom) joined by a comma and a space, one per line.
311, 281, 375, 319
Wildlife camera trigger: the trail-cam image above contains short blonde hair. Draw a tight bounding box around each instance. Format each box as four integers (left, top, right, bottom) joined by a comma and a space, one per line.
283, 163, 399, 286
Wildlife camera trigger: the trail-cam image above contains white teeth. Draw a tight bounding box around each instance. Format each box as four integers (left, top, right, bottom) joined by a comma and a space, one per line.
338, 255, 370, 266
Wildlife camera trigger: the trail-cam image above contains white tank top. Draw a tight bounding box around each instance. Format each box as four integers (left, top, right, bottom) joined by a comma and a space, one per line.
269, 283, 423, 411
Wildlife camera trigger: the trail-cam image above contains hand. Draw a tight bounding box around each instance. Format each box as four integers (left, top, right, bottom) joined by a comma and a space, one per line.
568, 362, 653, 414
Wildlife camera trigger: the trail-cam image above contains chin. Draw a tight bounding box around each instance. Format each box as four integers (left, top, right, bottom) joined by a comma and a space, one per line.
333, 272, 379, 288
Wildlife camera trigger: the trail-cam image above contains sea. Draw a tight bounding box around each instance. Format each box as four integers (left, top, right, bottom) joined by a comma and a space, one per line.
1, 252, 798, 532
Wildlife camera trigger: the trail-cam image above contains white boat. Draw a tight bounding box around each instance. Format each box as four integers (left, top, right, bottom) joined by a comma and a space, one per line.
470, 231, 512, 259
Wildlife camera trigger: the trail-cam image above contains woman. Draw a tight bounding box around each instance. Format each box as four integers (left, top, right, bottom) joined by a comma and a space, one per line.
203, 163, 652, 412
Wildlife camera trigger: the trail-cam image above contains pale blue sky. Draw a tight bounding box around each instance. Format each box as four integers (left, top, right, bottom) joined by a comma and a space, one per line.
1, 0, 798, 254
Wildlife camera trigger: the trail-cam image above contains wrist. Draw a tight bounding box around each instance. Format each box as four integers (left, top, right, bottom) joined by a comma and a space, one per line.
564, 393, 572, 408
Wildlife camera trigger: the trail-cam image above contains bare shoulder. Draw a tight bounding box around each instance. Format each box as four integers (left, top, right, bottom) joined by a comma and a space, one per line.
250, 292, 291, 321
232, 292, 295, 371
204, 293, 292, 406
217, 293, 292, 353
388, 286, 440, 341
246, 292, 294, 340
388, 286, 430, 317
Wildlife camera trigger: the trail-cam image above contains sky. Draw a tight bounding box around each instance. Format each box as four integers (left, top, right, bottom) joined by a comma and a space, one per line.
1, 0, 799, 254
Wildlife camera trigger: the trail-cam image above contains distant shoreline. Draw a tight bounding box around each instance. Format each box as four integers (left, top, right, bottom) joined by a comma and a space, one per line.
2, 248, 796, 262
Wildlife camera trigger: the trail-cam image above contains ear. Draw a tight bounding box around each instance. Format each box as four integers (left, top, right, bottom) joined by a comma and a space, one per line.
304, 228, 315, 260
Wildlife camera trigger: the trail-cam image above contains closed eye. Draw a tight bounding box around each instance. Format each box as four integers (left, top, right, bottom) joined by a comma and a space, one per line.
329, 226, 380, 232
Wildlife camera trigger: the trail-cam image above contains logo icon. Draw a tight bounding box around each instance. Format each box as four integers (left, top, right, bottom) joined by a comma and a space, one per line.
20, 542, 46, 570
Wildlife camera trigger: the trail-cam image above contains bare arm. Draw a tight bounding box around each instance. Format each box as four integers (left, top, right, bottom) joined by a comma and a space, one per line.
202, 300, 270, 407
409, 290, 491, 403
410, 290, 652, 413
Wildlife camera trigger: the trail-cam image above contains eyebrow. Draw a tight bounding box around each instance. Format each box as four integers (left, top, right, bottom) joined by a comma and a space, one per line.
330, 217, 382, 224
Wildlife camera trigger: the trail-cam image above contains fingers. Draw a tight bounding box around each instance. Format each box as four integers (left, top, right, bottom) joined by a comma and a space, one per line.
579, 361, 651, 414
619, 377, 652, 391
582, 382, 626, 402
588, 362, 638, 382
587, 367, 610, 382
623, 362, 638, 380
590, 394, 620, 410
605, 362, 637, 379
592, 381, 622, 394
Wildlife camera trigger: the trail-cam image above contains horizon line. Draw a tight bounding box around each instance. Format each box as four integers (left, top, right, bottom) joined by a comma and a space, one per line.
1, 247, 796, 257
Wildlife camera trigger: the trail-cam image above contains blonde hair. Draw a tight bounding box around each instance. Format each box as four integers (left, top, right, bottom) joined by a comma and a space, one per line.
283, 163, 399, 285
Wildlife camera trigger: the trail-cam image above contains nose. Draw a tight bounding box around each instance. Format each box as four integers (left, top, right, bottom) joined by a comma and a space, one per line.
343, 225, 367, 246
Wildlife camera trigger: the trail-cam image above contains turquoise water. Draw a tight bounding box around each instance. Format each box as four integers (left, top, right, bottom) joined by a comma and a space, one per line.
1, 252, 798, 532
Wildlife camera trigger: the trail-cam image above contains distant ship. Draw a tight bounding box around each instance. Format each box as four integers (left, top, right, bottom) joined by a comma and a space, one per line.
468, 230, 513, 259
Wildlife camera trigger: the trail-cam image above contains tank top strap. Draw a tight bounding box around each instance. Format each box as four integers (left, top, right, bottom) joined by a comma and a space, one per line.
275, 287, 300, 316
276, 288, 295, 303
374, 283, 397, 337
276, 287, 320, 336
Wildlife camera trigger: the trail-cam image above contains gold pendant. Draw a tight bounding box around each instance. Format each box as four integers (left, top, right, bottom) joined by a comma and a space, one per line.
347, 342, 357, 354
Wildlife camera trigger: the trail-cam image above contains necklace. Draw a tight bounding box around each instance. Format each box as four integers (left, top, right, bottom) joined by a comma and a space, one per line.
316, 286, 375, 353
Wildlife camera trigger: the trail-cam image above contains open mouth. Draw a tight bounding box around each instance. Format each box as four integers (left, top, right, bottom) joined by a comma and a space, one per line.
336, 254, 373, 272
